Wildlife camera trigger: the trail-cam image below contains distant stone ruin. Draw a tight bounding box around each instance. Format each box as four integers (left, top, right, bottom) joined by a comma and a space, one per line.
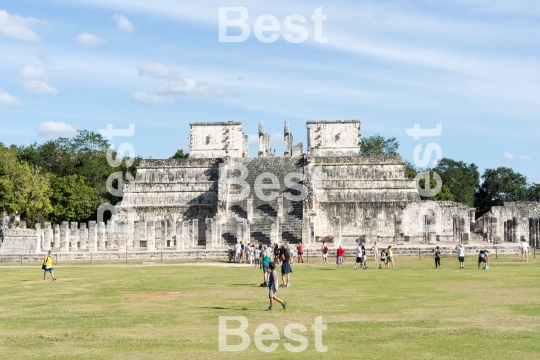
1, 120, 537, 253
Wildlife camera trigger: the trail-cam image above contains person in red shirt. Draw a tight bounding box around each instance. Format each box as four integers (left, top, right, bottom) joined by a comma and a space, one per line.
296, 243, 304, 263
336, 245, 345, 268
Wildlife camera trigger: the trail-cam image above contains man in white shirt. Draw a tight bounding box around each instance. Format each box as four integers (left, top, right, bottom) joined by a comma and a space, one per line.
456, 243, 465, 268
354, 243, 363, 270
234, 242, 241, 263
520, 239, 529, 262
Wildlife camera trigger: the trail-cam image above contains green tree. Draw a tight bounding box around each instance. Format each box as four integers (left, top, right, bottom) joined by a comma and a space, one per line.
417, 170, 455, 201
361, 134, 399, 157
170, 149, 189, 159
474, 167, 530, 216
433, 158, 479, 207
0, 144, 53, 225
48, 174, 99, 223
528, 183, 540, 201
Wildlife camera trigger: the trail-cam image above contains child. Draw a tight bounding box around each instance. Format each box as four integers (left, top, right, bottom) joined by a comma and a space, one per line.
254, 246, 261, 267
322, 242, 329, 264
267, 262, 287, 311
379, 248, 386, 269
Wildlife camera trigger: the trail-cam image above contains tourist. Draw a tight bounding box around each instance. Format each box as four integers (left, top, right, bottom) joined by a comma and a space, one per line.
336, 245, 345, 268
478, 249, 489, 269
385, 246, 394, 269
321, 241, 329, 264
227, 243, 233, 263
245, 243, 252, 265
267, 262, 287, 311
234, 242, 241, 263
240, 241, 245, 263
296, 242, 304, 263
370, 242, 379, 261
354, 243, 362, 270
261, 245, 271, 286
289, 244, 295, 262
361, 244, 367, 269
434, 246, 441, 268
379, 248, 386, 269
273, 243, 280, 265
520, 239, 529, 262
254, 245, 261, 267
42, 250, 57, 281
280, 246, 292, 287
456, 243, 465, 268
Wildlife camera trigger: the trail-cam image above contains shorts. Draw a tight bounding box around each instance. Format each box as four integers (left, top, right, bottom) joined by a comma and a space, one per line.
386, 256, 393, 261
323, 253, 328, 258
298, 252, 303, 255
380, 257, 386, 262
44, 267, 53, 273
458, 256, 464, 262
356, 257, 363, 263
337, 256, 344, 264
281, 261, 292, 274
262, 263, 269, 273
478, 257, 486, 263
522, 250, 529, 254
269, 289, 277, 298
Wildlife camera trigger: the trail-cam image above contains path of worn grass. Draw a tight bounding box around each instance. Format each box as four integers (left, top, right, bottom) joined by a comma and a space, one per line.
0, 256, 539, 359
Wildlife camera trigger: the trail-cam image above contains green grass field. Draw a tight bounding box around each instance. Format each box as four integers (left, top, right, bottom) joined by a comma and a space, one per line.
1, 256, 539, 359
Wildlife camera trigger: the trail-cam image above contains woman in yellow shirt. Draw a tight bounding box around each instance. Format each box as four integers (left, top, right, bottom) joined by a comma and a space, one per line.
43, 250, 57, 281
385, 246, 395, 269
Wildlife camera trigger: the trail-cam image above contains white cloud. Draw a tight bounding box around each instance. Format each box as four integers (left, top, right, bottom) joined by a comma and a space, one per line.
113, 14, 134, 33
132, 91, 173, 105
37, 121, 77, 138
0, 90, 21, 107
137, 63, 177, 80
503, 152, 533, 161
20, 65, 51, 80
21, 80, 58, 95
0, 10, 45, 42
76, 32, 105, 46
157, 78, 236, 98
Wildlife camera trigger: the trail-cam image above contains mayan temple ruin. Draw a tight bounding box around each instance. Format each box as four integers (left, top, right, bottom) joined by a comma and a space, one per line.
1, 120, 539, 254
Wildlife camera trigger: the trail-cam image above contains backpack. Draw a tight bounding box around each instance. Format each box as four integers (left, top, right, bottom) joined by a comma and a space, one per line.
323, 246, 328, 254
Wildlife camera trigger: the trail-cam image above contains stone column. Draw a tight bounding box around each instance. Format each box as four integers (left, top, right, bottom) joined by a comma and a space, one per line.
246, 197, 253, 222
147, 220, 156, 251
117, 221, 126, 251
333, 216, 342, 247
512, 217, 518, 243
35, 223, 42, 253
154, 221, 162, 249
70, 222, 79, 250
97, 222, 106, 250
161, 220, 168, 247
43, 222, 52, 251
79, 223, 87, 250
60, 222, 70, 252
182, 221, 189, 249
492, 218, 499, 244
206, 218, 215, 249
236, 219, 244, 247
244, 219, 250, 246
176, 220, 184, 250
277, 195, 283, 220
132, 221, 140, 249
192, 219, 199, 247
106, 222, 114, 249
53, 224, 60, 250
88, 221, 97, 251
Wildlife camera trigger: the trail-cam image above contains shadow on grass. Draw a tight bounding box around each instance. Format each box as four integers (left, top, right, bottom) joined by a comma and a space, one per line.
200, 306, 251, 311
231, 284, 260, 287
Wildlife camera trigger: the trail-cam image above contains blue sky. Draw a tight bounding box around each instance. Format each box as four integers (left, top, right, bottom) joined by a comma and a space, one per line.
0, 0, 539, 183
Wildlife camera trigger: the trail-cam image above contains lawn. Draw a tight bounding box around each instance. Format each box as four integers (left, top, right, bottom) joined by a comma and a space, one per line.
0, 255, 539, 359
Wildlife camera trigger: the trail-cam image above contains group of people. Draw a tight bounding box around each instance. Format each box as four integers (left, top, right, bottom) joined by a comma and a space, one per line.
322, 242, 396, 270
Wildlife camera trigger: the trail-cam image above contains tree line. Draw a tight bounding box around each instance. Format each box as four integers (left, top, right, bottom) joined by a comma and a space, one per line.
0, 132, 538, 227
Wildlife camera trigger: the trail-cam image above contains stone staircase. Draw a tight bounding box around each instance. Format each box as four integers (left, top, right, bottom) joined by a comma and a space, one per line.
222, 157, 305, 245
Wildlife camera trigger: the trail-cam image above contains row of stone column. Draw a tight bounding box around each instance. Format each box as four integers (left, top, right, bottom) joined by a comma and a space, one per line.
504, 217, 519, 242
38, 219, 199, 252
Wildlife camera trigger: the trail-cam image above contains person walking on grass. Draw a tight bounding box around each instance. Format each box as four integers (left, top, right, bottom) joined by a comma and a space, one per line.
520, 239, 529, 262
456, 243, 465, 268
42, 250, 57, 281
296, 243, 304, 263
361, 244, 367, 269
322, 241, 329, 264
379, 248, 387, 269
370, 242, 379, 261
354, 243, 363, 270
267, 262, 287, 311
280, 246, 292, 287
434, 246, 441, 268
385, 245, 395, 269
336, 245, 345, 268
254, 245, 261, 267
261, 245, 271, 286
